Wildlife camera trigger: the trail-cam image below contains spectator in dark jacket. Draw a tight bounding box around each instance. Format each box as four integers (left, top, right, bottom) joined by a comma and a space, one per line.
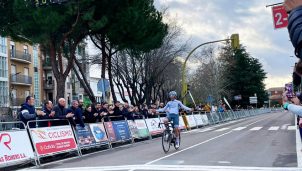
38, 101, 55, 127
19, 96, 45, 128
100, 102, 109, 122
83, 105, 98, 123
52, 98, 74, 126
67, 100, 85, 128
112, 101, 124, 121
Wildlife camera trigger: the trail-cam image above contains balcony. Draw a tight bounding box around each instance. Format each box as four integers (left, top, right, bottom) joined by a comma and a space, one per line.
11, 74, 32, 86
44, 80, 54, 90
11, 98, 26, 106
10, 50, 31, 63
43, 59, 52, 70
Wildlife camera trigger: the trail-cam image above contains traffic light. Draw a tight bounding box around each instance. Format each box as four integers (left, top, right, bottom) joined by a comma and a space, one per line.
187, 84, 190, 91
231, 34, 240, 49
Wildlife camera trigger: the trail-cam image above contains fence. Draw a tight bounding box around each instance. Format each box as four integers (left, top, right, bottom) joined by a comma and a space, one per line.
0, 108, 271, 168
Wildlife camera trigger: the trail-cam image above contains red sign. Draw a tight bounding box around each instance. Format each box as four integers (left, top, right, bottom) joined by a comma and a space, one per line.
272, 5, 288, 29
30, 126, 78, 156
36, 138, 77, 155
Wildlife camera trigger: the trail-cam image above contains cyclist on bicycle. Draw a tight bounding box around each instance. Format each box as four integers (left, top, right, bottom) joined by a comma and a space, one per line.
154, 91, 193, 148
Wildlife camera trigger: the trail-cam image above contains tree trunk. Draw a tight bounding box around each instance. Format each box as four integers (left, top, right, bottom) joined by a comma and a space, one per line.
73, 68, 96, 103
56, 76, 66, 100
107, 54, 117, 102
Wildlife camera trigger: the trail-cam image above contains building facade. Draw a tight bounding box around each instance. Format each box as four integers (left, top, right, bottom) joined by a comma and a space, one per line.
267, 87, 283, 107
0, 36, 9, 108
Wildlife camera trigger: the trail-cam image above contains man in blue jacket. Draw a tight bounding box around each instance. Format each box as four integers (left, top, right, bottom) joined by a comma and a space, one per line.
67, 100, 85, 128
19, 96, 46, 128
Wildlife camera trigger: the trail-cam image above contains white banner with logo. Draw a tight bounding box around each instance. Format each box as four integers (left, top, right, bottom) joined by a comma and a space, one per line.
30, 125, 78, 156
186, 115, 197, 128
0, 131, 35, 167
193, 114, 204, 126
201, 115, 209, 125
145, 118, 163, 135
179, 116, 186, 130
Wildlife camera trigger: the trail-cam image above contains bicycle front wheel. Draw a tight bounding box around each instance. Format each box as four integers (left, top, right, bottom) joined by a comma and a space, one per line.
162, 130, 171, 153
174, 133, 181, 150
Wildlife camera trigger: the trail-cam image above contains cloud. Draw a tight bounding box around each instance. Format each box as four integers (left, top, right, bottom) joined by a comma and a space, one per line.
155, 0, 298, 88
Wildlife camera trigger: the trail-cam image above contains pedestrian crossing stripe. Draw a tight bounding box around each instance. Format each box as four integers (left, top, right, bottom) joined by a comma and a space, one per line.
233, 127, 246, 131
215, 128, 230, 132
268, 126, 279, 131
250, 127, 262, 131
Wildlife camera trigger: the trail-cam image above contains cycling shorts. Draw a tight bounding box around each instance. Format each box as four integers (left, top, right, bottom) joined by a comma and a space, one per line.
167, 113, 179, 128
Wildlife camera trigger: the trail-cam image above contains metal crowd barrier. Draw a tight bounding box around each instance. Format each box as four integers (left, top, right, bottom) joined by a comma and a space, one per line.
0, 108, 271, 169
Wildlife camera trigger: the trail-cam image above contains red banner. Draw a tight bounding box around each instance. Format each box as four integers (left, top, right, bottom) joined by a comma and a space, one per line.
272, 5, 288, 29
36, 138, 77, 155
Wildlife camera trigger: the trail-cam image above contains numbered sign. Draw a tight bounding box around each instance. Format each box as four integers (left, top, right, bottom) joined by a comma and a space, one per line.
272, 5, 288, 29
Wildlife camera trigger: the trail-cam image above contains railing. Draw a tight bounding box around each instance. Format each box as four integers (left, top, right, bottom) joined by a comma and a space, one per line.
11, 74, 32, 85
44, 80, 54, 90
10, 50, 31, 63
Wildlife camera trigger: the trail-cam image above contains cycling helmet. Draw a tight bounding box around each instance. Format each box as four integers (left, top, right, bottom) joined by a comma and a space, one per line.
169, 91, 177, 97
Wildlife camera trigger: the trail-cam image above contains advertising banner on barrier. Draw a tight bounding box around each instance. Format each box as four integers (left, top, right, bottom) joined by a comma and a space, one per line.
145, 118, 163, 135
75, 124, 97, 148
0, 131, 35, 167
179, 116, 186, 130
104, 121, 131, 142
201, 115, 209, 125
186, 115, 197, 128
193, 114, 204, 126
89, 123, 109, 144
30, 125, 77, 156
127, 120, 149, 139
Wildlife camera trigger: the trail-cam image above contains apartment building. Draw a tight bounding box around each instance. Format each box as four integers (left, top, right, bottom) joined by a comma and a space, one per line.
0, 36, 9, 108
8, 38, 42, 107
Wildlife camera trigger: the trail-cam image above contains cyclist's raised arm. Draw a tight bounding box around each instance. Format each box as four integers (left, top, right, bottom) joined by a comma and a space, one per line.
178, 100, 192, 111
156, 103, 169, 113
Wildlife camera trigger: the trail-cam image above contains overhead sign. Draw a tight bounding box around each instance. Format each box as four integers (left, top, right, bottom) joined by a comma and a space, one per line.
30, 126, 78, 156
249, 96, 258, 104
97, 79, 110, 93
0, 131, 35, 167
272, 5, 288, 29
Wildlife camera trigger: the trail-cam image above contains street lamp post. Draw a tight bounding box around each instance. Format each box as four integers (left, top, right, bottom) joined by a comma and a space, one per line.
181, 34, 239, 105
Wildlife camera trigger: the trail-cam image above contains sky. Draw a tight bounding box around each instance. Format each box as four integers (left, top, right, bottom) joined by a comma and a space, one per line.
153, 0, 297, 89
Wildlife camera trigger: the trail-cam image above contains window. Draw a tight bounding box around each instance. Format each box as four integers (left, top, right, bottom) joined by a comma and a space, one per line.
0, 37, 6, 54
24, 67, 29, 76
11, 65, 16, 75
0, 56, 8, 78
23, 45, 28, 54
10, 44, 15, 58
0, 81, 8, 107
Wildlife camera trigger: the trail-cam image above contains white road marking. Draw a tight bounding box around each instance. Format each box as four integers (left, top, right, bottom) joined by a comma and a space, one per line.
215, 128, 230, 132
250, 127, 262, 131
232, 127, 246, 131
296, 118, 302, 168
287, 126, 296, 130
198, 128, 214, 133
141, 116, 272, 167
23, 164, 300, 171
281, 124, 290, 130
217, 161, 231, 164
268, 126, 279, 131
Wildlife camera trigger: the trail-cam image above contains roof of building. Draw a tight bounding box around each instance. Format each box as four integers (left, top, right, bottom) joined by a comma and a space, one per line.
267, 87, 284, 92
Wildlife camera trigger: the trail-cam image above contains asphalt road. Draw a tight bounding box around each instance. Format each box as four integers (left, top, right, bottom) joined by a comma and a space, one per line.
25, 111, 300, 171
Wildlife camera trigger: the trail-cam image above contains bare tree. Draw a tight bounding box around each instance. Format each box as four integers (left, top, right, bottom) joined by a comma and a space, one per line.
112, 23, 187, 105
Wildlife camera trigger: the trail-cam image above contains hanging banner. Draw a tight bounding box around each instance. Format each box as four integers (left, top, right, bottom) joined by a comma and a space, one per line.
89, 123, 109, 145
74, 124, 97, 148
127, 120, 139, 139
0, 131, 35, 167
145, 118, 163, 135
30, 125, 77, 156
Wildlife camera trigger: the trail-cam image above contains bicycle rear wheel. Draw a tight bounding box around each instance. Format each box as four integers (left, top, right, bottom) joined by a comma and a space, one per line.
162, 130, 171, 153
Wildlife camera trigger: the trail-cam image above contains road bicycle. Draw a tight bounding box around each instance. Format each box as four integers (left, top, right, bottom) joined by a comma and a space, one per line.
159, 121, 181, 153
